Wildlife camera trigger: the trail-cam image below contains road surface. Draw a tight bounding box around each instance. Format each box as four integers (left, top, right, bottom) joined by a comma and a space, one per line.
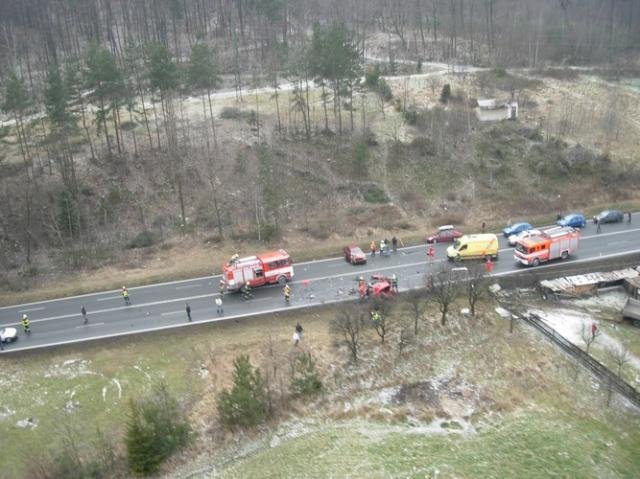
1, 217, 639, 353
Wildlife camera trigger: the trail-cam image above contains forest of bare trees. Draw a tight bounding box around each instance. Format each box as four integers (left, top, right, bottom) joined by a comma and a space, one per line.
0, 0, 639, 286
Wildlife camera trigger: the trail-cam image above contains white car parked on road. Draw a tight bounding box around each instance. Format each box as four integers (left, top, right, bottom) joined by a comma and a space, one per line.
0, 327, 18, 344
508, 229, 541, 246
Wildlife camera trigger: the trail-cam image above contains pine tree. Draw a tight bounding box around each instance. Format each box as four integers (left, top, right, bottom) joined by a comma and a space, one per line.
218, 355, 269, 428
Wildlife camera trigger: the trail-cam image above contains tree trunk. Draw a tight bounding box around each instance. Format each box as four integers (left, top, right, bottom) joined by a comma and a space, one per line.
206, 89, 218, 148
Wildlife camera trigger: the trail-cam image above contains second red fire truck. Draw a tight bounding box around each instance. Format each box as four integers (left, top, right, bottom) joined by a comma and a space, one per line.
514, 226, 580, 266
222, 249, 294, 292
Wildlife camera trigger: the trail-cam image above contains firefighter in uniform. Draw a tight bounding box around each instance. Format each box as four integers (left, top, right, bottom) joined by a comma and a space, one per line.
22, 314, 31, 334
283, 284, 292, 303
219, 280, 225, 296
122, 286, 131, 305
241, 283, 252, 300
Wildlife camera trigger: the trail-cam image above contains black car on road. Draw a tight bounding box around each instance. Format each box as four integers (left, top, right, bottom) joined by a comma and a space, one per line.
593, 210, 624, 224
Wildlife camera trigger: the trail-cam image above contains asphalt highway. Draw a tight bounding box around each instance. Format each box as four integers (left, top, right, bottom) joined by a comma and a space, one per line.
1, 216, 639, 353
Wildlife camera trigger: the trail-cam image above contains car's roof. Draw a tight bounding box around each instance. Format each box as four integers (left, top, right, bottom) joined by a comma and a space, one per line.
347, 244, 363, 251
438, 225, 455, 231
565, 213, 583, 218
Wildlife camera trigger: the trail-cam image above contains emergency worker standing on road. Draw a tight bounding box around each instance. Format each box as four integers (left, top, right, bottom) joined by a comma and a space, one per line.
122, 286, 131, 305
392, 237, 398, 252
219, 280, 225, 296
81, 306, 88, 324
22, 314, 31, 334
370, 240, 377, 257
485, 257, 494, 274
215, 296, 223, 315
186, 303, 192, 321
284, 284, 292, 303
391, 273, 398, 293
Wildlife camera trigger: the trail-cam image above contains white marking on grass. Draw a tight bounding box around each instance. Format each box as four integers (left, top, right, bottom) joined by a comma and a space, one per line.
112, 378, 122, 399
102, 386, 107, 401
134, 365, 152, 381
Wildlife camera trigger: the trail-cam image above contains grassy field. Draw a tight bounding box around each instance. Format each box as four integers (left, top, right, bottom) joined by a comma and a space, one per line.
2, 276, 640, 478
218, 411, 639, 478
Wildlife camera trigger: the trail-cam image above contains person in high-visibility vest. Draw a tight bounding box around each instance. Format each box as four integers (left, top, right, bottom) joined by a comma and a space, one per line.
122, 286, 131, 305
370, 310, 382, 323
22, 314, 31, 334
283, 284, 292, 303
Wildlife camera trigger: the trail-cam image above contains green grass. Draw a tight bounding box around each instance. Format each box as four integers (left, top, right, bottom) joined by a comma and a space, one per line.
220, 410, 640, 478
0, 331, 202, 478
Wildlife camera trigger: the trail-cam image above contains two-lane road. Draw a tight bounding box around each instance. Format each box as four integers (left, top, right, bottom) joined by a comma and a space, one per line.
2, 217, 639, 353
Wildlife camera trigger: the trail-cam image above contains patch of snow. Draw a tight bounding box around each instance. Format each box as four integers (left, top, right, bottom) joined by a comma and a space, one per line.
112, 378, 122, 399
377, 386, 400, 406
134, 365, 152, 380
0, 406, 16, 420
65, 400, 80, 413
16, 418, 38, 429
531, 307, 640, 374
198, 365, 210, 379
489, 283, 502, 294
460, 308, 471, 315
568, 289, 628, 312
43, 359, 95, 379
495, 307, 512, 319
102, 386, 107, 401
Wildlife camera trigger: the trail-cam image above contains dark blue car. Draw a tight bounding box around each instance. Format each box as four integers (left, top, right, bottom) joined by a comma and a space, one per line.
502, 222, 533, 237
557, 214, 586, 229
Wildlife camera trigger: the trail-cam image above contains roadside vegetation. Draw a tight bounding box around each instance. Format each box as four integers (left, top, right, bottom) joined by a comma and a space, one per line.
2, 280, 639, 478
1, 2, 640, 302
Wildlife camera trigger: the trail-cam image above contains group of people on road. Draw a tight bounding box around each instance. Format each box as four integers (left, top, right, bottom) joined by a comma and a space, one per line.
370, 236, 401, 257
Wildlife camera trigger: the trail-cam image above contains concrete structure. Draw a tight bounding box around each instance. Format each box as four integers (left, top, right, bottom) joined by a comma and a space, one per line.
476, 99, 518, 122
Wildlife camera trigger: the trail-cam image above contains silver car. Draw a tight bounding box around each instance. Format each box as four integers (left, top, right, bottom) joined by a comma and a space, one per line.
508, 229, 541, 246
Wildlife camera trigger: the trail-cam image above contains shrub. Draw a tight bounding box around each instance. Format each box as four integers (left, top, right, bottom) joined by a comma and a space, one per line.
440, 84, 451, 104
364, 66, 381, 88
377, 78, 393, 101
351, 141, 369, 176
220, 106, 244, 119
218, 355, 269, 428
362, 184, 389, 203
260, 223, 280, 242
128, 230, 155, 249
124, 383, 191, 475
403, 108, 418, 125
290, 352, 322, 396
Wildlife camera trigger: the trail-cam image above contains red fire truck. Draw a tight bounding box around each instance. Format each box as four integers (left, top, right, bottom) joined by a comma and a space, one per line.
222, 249, 294, 292
514, 226, 579, 266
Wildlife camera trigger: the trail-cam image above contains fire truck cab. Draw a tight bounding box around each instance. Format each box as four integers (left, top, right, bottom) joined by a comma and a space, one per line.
514, 227, 579, 266
222, 249, 294, 292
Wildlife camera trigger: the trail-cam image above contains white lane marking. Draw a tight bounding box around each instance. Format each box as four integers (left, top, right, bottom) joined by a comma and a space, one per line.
19, 307, 45, 312
5, 247, 640, 354
75, 322, 104, 328
161, 310, 184, 316
4, 293, 216, 327
176, 284, 201, 290
2, 225, 640, 311
97, 296, 122, 302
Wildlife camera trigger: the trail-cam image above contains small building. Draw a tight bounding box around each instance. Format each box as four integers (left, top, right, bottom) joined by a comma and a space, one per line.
475, 99, 518, 122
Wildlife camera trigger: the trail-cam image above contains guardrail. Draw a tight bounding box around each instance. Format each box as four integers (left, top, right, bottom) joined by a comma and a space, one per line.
522, 312, 640, 408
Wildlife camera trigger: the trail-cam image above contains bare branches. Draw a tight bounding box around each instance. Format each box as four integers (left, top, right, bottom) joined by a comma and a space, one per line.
332, 305, 365, 362
427, 265, 460, 326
